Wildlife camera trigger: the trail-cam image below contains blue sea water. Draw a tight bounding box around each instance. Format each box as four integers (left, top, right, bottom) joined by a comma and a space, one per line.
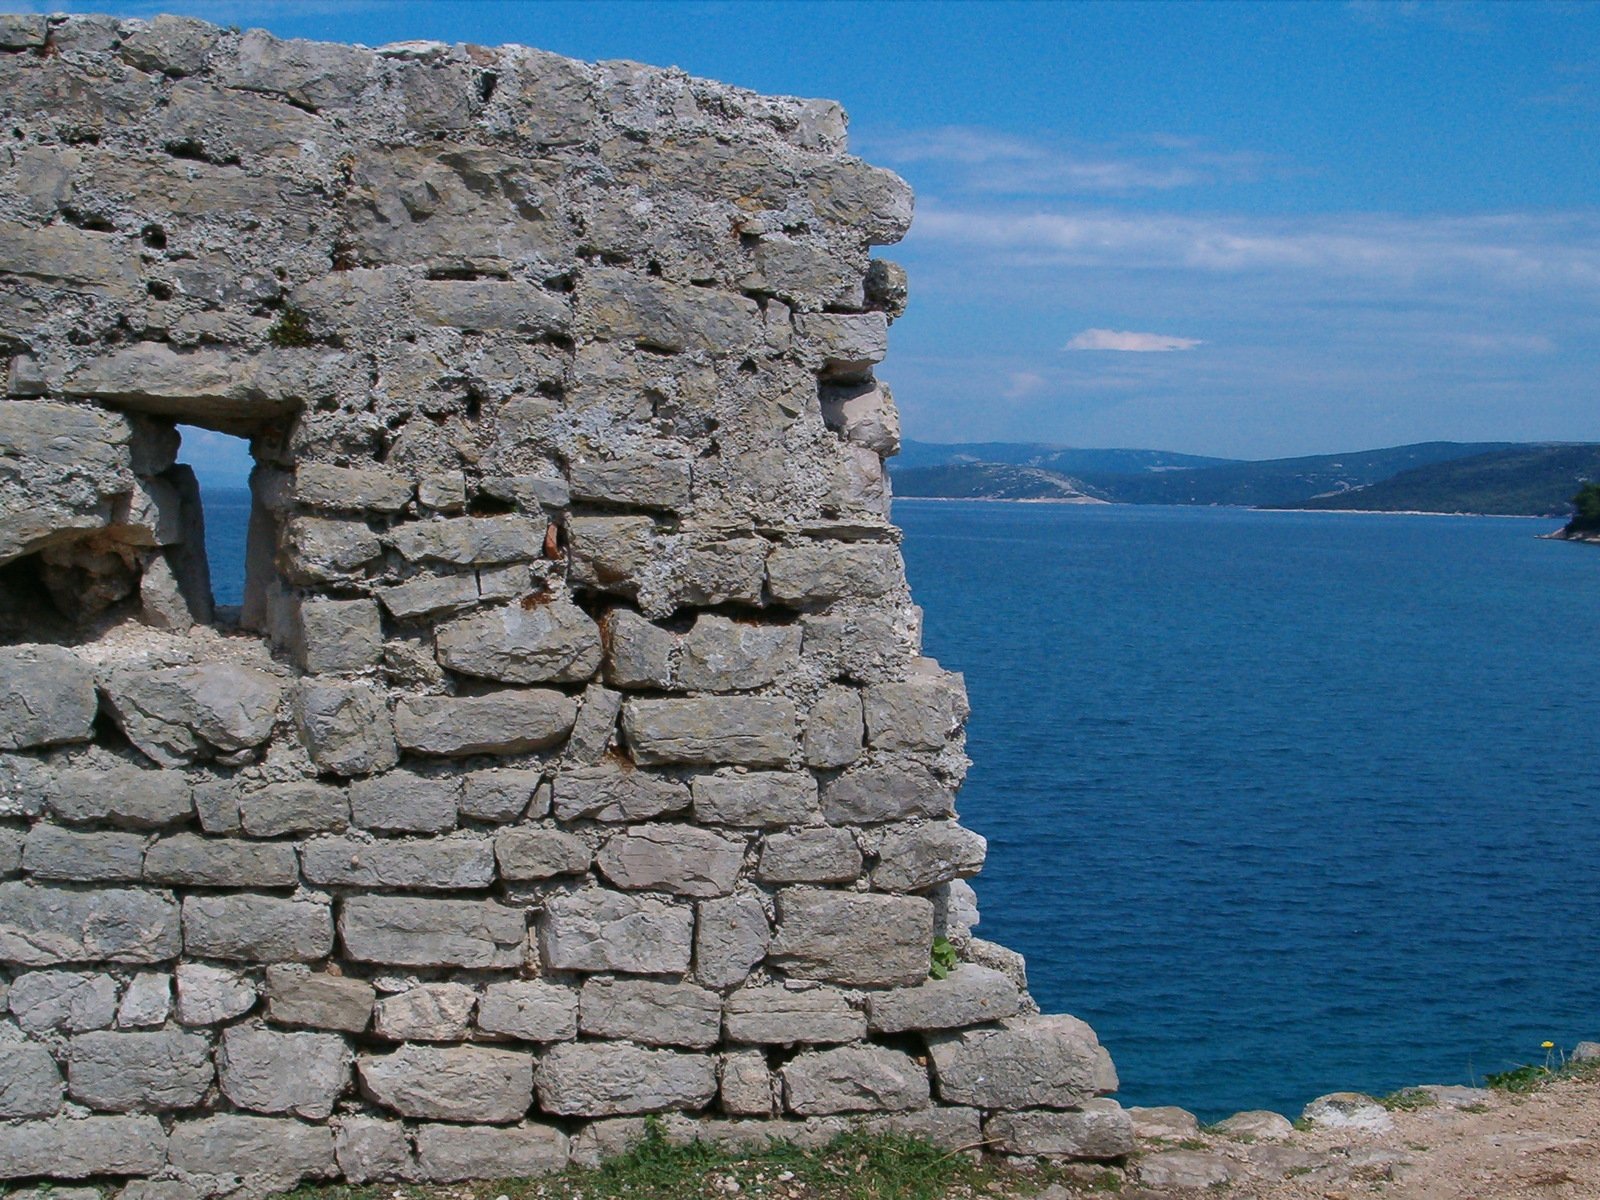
896, 500, 1600, 1120
194, 479, 1600, 1120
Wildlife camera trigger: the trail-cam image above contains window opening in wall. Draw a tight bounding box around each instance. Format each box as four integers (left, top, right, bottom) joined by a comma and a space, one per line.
175, 425, 253, 612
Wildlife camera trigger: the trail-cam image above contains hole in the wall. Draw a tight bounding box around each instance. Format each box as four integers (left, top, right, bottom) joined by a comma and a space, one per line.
175, 425, 253, 610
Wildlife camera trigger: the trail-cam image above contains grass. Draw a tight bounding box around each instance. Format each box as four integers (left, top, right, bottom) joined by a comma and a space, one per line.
1378, 1088, 1437, 1112
1484, 1050, 1600, 1096
272, 1125, 1091, 1200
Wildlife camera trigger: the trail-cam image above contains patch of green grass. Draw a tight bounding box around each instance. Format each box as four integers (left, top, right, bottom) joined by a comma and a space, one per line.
1486, 1065, 1553, 1094
267, 303, 316, 348
1379, 1088, 1437, 1112
1291, 1117, 1314, 1132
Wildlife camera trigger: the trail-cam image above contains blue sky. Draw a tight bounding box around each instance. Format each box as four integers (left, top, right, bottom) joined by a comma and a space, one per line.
34, 0, 1600, 459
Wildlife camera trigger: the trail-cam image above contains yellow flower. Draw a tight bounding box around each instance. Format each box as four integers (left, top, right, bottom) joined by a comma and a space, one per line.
1542, 1041, 1555, 1049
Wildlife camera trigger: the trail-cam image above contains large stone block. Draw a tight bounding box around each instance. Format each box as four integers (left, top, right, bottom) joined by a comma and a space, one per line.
293, 597, 383, 674
118, 14, 221, 74
395, 689, 577, 756
359, 1043, 533, 1123
596, 823, 746, 897
866, 964, 1021, 1034
293, 463, 413, 513
781, 1045, 929, 1115
864, 675, 967, 752
7, 969, 118, 1032
692, 771, 820, 828
23, 825, 147, 882
217, 1024, 351, 1120
538, 889, 693, 975
821, 380, 901, 456
0, 1042, 64, 1119
372, 983, 478, 1042
0, 402, 137, 566
388, 516, 543, 565
983, 1101, 1135, 1160
495, 827, 591, 880
175, 962, 258, 1026
144, 834, 300, 888
104, 664, 283, 766
415, 1122, 569, 1183
927, 1016, 1119, 1110
166, 1114, 337, 1194
435, 597, 602, 684
723, 984, 866, 1046
794, 312, 889, 379
302, 834, 493, 889
579, 978, 722, 1049
766, 542, 901, 605
551, 761, 690, 821
377, 571, 479, 620
0, 884, 180, 966
600, 608, 676, 689
676, 616, 802, 692
566, 515, 655, 598
239, 781, 350, 835
347, 771, 460, 834
414, 278, 572, 336
340, 895, 526, 969
477, 980, 578, 1042
719, 1050, 775, 1117
294, 680, 399, 777
0, 646, 96, 750
803, 686, 865, 769
44, 764, 193, 829
461, 767, 545, 821
536, 1042, 717, 1116
757, 828, 862, 884
569, 455, 692, 512
871, 822, 987, 893
0, 1114, 167, 1180
334, 1116, 416, 1184
768, 888, 932, 987
182, 894, 333, 963
116, 971, 171, 1030
820, 762, 955, 825
265, 964, 374, 1033
280, 517, 383, 585
67, 1029, 213, 1112
578, 268, 759, 357
694, 892, 771, 989
622, 697, 797, 767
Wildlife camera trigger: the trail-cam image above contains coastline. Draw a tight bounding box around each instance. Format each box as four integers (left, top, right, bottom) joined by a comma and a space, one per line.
894, 496, 1565, 520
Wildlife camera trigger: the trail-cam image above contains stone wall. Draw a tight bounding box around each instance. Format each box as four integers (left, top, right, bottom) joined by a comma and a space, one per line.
0, 12, 1125, 1195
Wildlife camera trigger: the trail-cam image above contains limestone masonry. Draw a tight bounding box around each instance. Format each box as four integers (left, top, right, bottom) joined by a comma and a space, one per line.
0, 12, 1123, 1195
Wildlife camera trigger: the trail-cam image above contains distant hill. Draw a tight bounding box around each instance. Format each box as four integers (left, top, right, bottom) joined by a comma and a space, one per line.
1297, 444, 1600, 517
892, 463, 1105, 502
896, 440, 1234, 474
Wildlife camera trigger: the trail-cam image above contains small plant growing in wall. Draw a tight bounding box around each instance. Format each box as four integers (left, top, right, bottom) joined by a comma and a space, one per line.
929, 935, 959, 979
267, 303, 315, 348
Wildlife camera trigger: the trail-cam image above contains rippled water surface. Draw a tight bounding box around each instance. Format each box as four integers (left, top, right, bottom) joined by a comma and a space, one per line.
896, 500, 1600, 1120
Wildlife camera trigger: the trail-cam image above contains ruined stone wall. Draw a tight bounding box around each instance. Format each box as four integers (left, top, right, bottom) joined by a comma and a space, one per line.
0, 12, 1125, 1195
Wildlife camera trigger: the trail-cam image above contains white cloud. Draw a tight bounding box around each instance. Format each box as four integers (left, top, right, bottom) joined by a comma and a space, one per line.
1065, 329, 1204, 352
1002, 371, 1047, 398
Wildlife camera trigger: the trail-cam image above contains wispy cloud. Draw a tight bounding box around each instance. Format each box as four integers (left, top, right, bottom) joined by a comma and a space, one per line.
1065, 329, 1204, 352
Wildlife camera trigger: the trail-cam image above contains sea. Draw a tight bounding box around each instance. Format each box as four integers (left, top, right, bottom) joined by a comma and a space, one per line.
195, 484, 1600, 1121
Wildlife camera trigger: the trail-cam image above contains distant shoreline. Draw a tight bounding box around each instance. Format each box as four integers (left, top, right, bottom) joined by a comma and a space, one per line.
895, 496, 1563, 521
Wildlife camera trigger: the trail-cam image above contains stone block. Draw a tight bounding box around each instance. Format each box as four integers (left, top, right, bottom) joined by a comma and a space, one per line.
144, 834, 300, 888
800, 611, 910, 685
566, 684, 624, 763
570, 456, 692, 512
359, 1043, 533, 1123
334, 1116, 416, 1183
694, 891, 771, 990
803, 687, 865, 769
414, 279, 572, 336
295, 597, 383, 673
568, 515, 656, 598
293, 463, 413, 513
461, 767, 545, 821
0, 1042, 64, 1119
927, 1016, 1119, 1110
669, 538, 769, 609
537, 1043, 718, 1116
67, 1029, 213, 1112
175, 962, 257, 1026
45, 764, 193, 828
781, 1045, 928, 1115
119, 13, 220, 74
182, 894, 333, 962
24, 825, 147, 882
766, 542, 901, 606
340, 895, 526, 969
622, 697, 796, 767
758, 828, 862, 885
677, 616, 801, 692
596, 823, 746, 897
871, 822, 987, 893
495, 827, 591, 880
372, 983, 477, 1041
294, 680, 399, 777
578, 268, 759, 357
539, 889, 693, 975
477, 980, 578, 1043
239, 781, 350, 836
580, 979, 722, 1049
348, 772, 460, 834
116, 972, 172, 1028
414, 1122, 569, 1182
692, 771, 819, 828
724, 984, 866, 1046
389, 516, 543, 565
302, 834, 493, 889
265, 964, 374, 1033
0, 1114, 167, 1180
600, 608, 676, 689
821, 380, 901, 456
864, 675, 966, 753
983, 1101, 1135, 1160
719, 1051, 774, 1117
0, 12, 46, 49
0, 884, 180, 966
226, 26, 373, 107
217, 1024, 351, 1120
8, 970, 118, 1032
377, 572, 479, 620
820, 762, 955, 825
866, 964, 1021, 1034
435, 597, 602, 684
768, 888, 932, 987
0, 825, 19, 875
280, 517, 383, 585
552, 761, 690, 822
803, 158, 914, 244
0, 646, 96, 750
395, 689, 577, 756
166, 1114, 337, 1194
